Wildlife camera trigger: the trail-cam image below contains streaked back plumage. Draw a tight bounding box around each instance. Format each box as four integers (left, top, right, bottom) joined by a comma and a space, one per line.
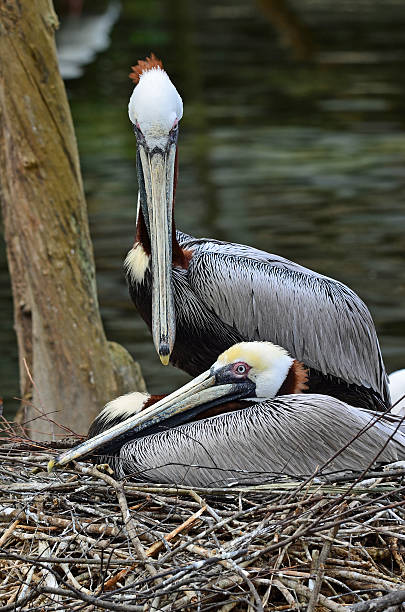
129, 231, 389, 410
116, 395, 405, 486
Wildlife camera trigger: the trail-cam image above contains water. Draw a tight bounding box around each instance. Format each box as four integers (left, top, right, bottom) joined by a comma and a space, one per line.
1, 0, 405, 417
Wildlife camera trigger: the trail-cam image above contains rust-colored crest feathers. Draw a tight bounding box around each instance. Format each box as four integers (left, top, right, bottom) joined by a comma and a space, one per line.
129, 53, 163, 84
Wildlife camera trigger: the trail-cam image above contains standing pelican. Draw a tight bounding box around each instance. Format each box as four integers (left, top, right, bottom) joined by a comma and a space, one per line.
125, 54, 389, 411
48, 342, 405, 486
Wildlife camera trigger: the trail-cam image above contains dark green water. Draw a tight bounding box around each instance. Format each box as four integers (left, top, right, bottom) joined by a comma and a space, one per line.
1, 0, 405, 416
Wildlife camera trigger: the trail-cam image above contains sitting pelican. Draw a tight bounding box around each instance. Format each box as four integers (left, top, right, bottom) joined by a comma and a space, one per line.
125, 54, 389, 411
48, 343, 405, 486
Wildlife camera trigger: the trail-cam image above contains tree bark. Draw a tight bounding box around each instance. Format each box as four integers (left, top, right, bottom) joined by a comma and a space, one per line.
0, 0, 145, 439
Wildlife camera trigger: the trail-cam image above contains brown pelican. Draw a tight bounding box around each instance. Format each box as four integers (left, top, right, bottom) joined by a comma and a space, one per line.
125, 54, 389, 411
48, 342, 405, 486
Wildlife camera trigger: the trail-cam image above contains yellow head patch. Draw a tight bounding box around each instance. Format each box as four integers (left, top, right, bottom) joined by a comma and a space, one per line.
216, 342, 291, 373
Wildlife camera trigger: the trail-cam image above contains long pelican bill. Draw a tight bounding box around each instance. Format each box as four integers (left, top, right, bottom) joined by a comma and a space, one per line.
47, 370, 235, 472
138, 144, 177, 365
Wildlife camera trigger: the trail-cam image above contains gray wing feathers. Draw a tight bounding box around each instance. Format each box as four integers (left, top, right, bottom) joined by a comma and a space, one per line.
186, 241, 387, 397
118, 396, 405, 486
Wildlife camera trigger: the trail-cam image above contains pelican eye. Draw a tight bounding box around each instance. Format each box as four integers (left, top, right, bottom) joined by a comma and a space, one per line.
232, 362, 250, 376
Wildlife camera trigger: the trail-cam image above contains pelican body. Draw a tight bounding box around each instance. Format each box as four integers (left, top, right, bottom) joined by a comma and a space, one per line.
49, 342, 405, 487
125, 55, 389, 412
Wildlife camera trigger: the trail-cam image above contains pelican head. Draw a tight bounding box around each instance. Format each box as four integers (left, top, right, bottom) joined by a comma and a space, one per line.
48, 342, 305, 471
214, 342, 294, 399
128, 55, 183, 365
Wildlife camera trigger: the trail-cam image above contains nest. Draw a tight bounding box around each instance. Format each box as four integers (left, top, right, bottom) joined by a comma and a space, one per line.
1, 422, 405, 611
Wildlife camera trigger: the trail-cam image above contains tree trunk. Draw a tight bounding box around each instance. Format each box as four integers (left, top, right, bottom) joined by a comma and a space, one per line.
0, 0, 145, 440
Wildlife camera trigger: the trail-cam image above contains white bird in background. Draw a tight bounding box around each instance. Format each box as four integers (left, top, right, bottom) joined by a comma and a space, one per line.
49, 342, 405, 487
56, 2, 120, 80
389, 369, 405, 415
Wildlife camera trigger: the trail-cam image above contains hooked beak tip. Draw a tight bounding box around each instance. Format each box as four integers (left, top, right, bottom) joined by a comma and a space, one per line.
159, 342, 171, 365
159, 354, 170, 366
155, 338, 174, 367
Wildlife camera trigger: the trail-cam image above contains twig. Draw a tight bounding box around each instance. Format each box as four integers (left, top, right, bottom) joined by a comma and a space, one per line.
79, 465, 159, 579
0, 519, 19, 547
278, 576, 347, 611
307, 519, 341, 611
350, 589, 405, 611
145, 504, 207, 557
388, 537, 405, 578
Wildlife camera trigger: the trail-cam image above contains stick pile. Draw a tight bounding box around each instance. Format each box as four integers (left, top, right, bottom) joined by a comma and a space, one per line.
1, 426, 405, 611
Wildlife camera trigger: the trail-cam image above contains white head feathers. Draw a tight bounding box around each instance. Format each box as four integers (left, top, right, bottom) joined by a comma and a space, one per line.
98, 391, 150, 425
128, 65, 183, 150
214, 342, 295, 399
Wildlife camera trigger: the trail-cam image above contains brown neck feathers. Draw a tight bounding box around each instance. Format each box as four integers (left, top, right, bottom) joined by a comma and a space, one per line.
135, 208, 151, 255
277, 360, 308, 395
143, 394, 165, 411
